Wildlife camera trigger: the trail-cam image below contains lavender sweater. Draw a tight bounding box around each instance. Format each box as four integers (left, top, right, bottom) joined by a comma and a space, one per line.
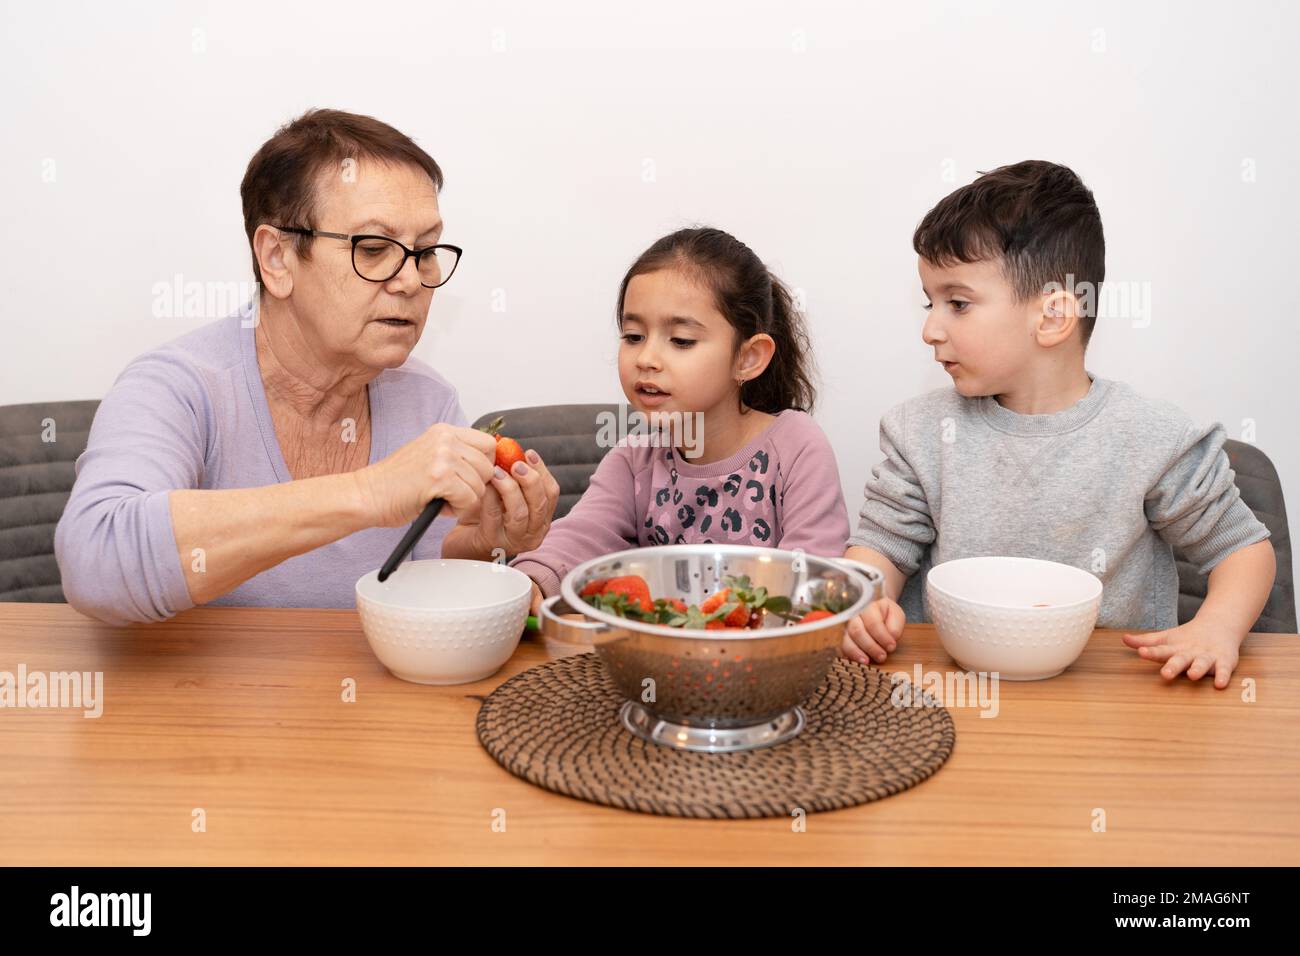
54, 305, 467, 625
511, 410, 851, 596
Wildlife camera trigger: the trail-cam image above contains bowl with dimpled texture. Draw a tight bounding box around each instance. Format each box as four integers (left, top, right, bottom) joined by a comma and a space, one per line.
926, 556, 1103, 681
356, 560, 531, 684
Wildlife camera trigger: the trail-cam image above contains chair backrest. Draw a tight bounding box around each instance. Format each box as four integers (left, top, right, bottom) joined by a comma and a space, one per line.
472, 404, 620, 519
1176, 439, 1295, 633
0, 400, 100, 602
10, 399, 1292, 631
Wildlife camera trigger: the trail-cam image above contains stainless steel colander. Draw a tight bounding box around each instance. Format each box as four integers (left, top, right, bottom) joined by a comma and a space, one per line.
539, 545, 883, 752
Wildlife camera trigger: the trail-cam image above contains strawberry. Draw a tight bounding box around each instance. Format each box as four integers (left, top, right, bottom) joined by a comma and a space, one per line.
799, 610, 835, 624
643, 597, 688, 625
699, 590, 748, 626
477, 416, 527, 473
586, 579, 795, 630
699, 589, 731, 616
723, 603, 750, 627
581, 575, 653, 616
699, 587, 752, 623
493, 436, 526, 473
603, 576, 652, 613
699, 577, 791, 629
705, 619, 745, 630
778, 591, 852, 625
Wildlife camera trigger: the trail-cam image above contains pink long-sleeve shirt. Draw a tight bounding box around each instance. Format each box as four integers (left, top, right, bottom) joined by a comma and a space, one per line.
510, 409, 851, 596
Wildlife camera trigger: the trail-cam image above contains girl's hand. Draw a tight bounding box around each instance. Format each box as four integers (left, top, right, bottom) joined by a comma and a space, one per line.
1122, 619, 1243, 689
842, 597, 905, 664
529, 581, 544, 617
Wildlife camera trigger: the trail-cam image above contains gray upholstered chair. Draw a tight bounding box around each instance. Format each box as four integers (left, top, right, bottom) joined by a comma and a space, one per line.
1176, 439, 1295, 633
0, 400, 101, 602
472, 403, 619, 519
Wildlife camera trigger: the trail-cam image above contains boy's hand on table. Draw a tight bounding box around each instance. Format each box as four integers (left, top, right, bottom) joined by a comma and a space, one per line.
843, 597, 905, 665
1122, 618, 1243, 689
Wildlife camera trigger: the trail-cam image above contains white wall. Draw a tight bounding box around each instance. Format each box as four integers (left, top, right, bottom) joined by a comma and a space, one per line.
4, 0, 1297, 590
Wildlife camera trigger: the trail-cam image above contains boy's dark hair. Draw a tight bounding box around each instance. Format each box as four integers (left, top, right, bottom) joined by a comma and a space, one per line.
913, 160, 1106, 346
615, 227, 817, 413
240, 108, 444, 284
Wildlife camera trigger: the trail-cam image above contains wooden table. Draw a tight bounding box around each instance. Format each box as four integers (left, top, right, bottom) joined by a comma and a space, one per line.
1, 602, 1297, 866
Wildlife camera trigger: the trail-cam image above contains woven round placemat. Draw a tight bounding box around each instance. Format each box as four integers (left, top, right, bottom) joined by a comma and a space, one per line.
476, 654, 956, 819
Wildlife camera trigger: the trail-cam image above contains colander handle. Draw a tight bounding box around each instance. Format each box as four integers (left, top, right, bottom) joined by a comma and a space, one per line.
538, 594, 626, 645
828, 557, 886, 604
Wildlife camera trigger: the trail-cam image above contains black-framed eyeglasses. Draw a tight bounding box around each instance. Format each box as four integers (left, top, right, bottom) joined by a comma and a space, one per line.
274, 226, 463, 289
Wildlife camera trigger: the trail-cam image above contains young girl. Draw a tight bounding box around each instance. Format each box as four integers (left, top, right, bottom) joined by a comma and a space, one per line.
511, 226, 850, 612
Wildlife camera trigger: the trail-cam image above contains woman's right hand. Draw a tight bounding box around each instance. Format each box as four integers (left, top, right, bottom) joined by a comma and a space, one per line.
354, 423, 498, 527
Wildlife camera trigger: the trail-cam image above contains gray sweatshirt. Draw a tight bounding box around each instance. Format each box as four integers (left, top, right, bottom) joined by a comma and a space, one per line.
847, 373, 1270, 630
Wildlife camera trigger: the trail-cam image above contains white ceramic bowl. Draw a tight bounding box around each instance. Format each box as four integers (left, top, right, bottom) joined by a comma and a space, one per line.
926, 556, 1103, 680
355, 560, 531, 685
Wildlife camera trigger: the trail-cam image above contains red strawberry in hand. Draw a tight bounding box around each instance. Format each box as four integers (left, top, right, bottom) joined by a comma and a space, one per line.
478, 416, 527, 472
494, 436, 526, 473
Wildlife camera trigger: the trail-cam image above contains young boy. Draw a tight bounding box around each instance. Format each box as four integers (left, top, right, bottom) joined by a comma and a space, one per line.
844, 160, 1275, 689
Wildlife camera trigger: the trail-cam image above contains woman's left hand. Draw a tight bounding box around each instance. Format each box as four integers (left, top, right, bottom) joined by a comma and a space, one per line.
461, 449, 561, 559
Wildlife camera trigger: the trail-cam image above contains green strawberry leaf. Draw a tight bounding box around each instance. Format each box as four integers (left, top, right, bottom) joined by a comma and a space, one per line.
813, 593, 852, 614
650, 599, 686, 624
587, 591, 654, 621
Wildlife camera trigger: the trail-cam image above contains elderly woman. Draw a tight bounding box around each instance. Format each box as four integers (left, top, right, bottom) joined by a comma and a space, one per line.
54, 109, 560, 625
